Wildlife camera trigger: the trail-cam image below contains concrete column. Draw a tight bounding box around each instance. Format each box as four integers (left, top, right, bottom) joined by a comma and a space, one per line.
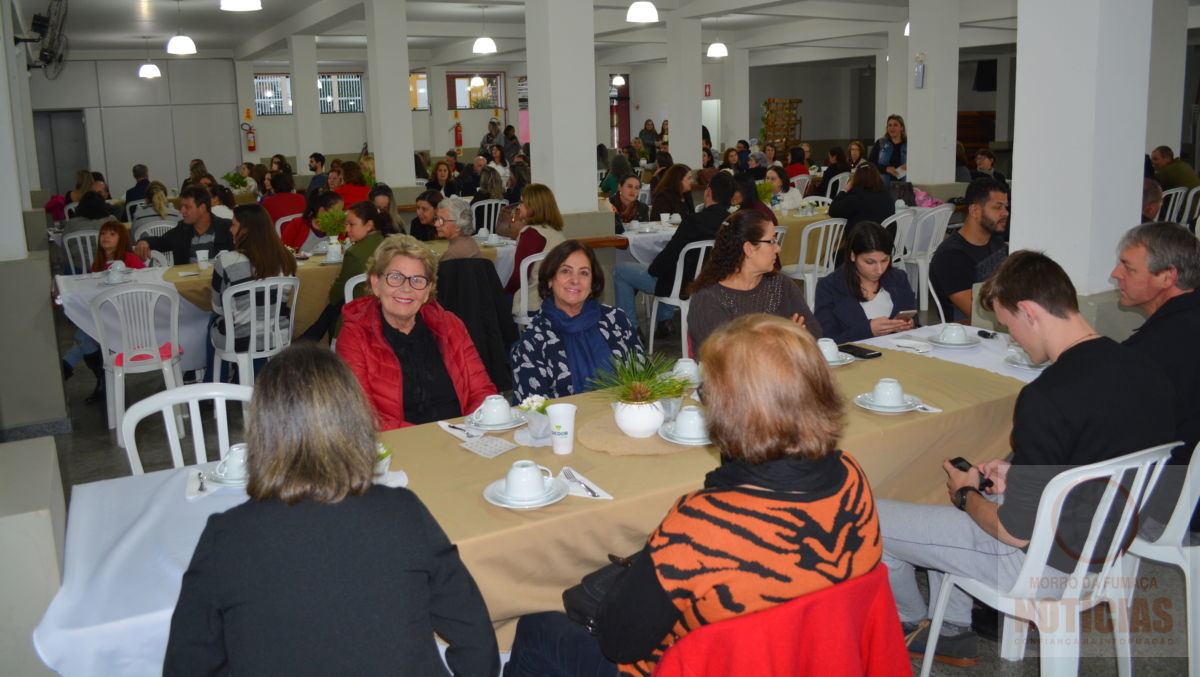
525, 0, 597, 213
994, 55, 1013, 143
427, 66, 452, 160
1146, 0, 1188, 150
2, 0, 38, 204
288, 35, 322, 171
1012, 0, 1152, 295
364, 0, 415, 185
0, 0, 26, 260
905, 0, 958, 184
721, 48, 749, 150
664, 16, 701, 168
877, 22, 908, 136
234, 60, 257, 164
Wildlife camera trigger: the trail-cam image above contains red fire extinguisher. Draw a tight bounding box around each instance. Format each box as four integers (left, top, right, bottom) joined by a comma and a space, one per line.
453, 121, 463, 148
241, 122, 256, 152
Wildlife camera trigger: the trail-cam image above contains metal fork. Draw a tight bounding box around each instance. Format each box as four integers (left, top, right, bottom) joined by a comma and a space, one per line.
446, 423, 483, 439
562, 467, 599, 497
197, 471, 207, 493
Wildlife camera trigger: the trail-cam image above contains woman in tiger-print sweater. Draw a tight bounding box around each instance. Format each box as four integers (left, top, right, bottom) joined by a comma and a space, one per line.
505, 314, 883, 677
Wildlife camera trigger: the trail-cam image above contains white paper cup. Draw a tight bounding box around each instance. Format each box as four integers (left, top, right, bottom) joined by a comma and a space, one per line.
939, 323, 968, 344
872, 378, 905, 407
673, 406, 707, 439
476, 394, 511, 425
660, 215, 670, 227
215, 443, 248, 481
817, 338, 841, 362
504, 460, 552, 500
546, 403, 577, 455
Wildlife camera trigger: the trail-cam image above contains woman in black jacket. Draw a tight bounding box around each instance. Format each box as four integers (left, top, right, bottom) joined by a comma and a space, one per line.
828, 163, 895, 234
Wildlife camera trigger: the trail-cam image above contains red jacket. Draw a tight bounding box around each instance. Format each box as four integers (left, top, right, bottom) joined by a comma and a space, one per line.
336, 295, 497, 430
262, 192, 307, 226
335, 184, 371, 207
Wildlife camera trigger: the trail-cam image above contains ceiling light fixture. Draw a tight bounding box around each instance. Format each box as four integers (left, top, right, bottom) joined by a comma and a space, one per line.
611, 74, 626, 87
166, 0, 197, 55
470, 75, 485, 88
138, 36, 161, 78
626, 1, 658, 23
219, 0, 262, 10
472, 5, 497, 54
706, 16, 728, 58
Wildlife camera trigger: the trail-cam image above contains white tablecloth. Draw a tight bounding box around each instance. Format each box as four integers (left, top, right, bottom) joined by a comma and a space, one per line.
857, 323, 1041, 384
616, 225, 675, 266
490, 244, 516, 287
32, 463, 249, 677
56, 269, 211, 372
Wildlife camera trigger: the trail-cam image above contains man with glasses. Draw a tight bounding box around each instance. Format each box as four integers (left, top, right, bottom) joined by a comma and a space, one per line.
929, 177, 1010, 323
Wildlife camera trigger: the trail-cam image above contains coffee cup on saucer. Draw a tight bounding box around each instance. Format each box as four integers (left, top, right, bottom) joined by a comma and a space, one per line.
817, 338, 841, 363
105, 260, 126, 284
673, 406, 707, 439
475, 394, 512, 426
504, 460, 553, 500
215, 443, 248, 482
672, 358, 700, 385
872, 378, 905, 408
939, 323, 969, 344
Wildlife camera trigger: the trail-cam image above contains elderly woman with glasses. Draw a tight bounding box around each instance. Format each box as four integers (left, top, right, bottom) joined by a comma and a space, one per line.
435, 196, 482, 262
337, 234, 497, 430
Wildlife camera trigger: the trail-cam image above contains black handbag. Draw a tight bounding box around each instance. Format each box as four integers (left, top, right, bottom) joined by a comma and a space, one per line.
562, 552, 639, 634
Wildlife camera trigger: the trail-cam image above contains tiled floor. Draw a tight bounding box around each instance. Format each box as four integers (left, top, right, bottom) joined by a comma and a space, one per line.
50, 297, 1191, 675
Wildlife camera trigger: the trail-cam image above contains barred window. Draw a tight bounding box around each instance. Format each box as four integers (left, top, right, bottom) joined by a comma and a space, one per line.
254, 73, 292, 116
319, 73, 364, 114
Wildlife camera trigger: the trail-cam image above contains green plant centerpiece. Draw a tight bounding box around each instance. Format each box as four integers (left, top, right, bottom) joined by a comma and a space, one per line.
589, 352, 688, 438
222, 171, 248, 190
315, 204, 347, 238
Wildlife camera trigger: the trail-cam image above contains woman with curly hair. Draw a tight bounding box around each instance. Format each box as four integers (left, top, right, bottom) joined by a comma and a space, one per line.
686, 210, 820, 351
649, 163, 693, 221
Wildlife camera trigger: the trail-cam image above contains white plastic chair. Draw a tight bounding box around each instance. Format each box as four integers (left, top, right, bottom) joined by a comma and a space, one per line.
906, 204, 955, 311
1180, 186, 1200, 232
212, 276, 300, 387
884, 207, 917, 263
120, 383, 253, 475
132, 219, 177, 242
928, 276, 946, 324
63, 230, 98, 274
789, 175, 810, 194
919, 443, 1177, 677
1127, 442, 1200, 677
125, 201, 142, 223
826, 171, 851, 197
637, 185, 651, 205
343, 272, 368, 303
90, 283, 185, 448
780, 218, 847, 308
800, 195, 832, 208
514, 252, 548, 330
148, 251, 172, 268
64, 201, 79, 218
1160, 187, 1188, 223
648, 239, 714, 356
472, 199, 506, 237
274, 213, 303, 237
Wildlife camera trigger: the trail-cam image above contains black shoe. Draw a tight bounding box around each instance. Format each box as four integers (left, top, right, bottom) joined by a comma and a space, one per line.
85, 378, 105, 404
61, 359, 73, 381
903, 620, 980, 668
971, 605, 1001, 642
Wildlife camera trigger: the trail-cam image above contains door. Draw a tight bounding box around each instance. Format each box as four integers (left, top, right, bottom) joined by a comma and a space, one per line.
34, 110, 88, 196
701, 99, 721, 150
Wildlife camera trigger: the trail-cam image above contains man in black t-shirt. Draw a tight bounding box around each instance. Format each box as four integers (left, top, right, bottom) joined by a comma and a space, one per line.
929, 178, 1009, 323
879, 251, 1175, 666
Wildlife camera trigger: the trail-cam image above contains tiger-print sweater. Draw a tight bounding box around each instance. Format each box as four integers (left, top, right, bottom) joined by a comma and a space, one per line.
611, 450, 882, 676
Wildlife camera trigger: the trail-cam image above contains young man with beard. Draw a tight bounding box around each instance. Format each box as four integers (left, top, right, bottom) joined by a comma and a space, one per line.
930, 177, 1010, 322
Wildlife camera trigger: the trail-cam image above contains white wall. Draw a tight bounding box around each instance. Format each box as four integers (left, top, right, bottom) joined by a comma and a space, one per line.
593, 61, 725, 153
957, 60, 998, 111
748, 63, 854, 142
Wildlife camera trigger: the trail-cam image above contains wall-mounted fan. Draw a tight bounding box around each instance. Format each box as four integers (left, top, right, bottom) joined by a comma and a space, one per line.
16, 0, 68, 80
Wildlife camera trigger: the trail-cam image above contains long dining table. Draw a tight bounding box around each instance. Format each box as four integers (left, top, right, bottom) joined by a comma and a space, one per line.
32, 344, 1024, 675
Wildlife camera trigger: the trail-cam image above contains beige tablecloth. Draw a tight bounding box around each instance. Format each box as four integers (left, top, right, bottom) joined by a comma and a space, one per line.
777, 207, 831, 266
379, 348, 1021, 646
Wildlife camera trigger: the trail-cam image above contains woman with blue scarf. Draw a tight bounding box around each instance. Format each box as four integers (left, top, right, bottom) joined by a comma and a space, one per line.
510, 240, 643, 400
869, 114, 908, 186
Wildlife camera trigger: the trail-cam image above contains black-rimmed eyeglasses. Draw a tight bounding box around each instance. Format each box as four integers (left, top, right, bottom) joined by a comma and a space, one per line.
381, 272, 431, 290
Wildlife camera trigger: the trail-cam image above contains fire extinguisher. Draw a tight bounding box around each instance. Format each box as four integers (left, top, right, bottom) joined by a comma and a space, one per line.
453, 121, 463, 147
241, 122, 256, 152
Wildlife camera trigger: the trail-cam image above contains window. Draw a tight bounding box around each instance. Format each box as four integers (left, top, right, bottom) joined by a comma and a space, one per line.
254, 73, 292, 116
446, 72, 505, 110
410, 73, 428, 111
318, 73, 364, 114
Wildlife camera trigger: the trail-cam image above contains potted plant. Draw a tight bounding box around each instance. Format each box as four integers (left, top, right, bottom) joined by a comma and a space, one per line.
316, 203, 347, 239
222, 171, 248, 191
589, 353, 688, 438
517, 394, 552, 444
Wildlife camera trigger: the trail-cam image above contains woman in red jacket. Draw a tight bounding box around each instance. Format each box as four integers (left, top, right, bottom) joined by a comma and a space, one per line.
336, 234, 496, 430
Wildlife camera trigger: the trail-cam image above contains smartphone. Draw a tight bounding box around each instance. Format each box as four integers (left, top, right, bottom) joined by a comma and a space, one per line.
949, 457, 994, 490
896, 310, 918, 321
838, 344, 882, 359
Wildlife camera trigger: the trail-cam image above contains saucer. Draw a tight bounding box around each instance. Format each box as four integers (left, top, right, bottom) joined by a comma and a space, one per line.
927, 335, 981, 349
658, 422, 711, 446
853, 392, 923, 414
483, 477, 569, 509
101, 275, 134, 286
1005, 354, 1049, 372
465, 407, 527, 431
205, 470, 248, 487
320, 259, 343, 266
825, 351, 855, 367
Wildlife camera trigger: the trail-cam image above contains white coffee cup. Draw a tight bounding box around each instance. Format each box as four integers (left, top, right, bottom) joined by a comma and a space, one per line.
195, 250, 210, 270
325, 243, 343, 262
476, 394, 512, 426
673, 405, 707, 439
672, 358, 700, 385
872, 378, 905, 407
505, 460, 553, 500
817, 338, 841, 363
661, 214, 671, 227
105, 260, 126, 283
546, 402, 578, 455
215, 443, 248, 481
939, 323, 969, 344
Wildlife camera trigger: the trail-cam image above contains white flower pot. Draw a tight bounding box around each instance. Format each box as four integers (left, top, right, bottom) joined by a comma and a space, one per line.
612, 401, 664, 438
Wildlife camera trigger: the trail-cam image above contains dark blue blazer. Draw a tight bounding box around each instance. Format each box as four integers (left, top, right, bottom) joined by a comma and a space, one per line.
814, 265, 917, 343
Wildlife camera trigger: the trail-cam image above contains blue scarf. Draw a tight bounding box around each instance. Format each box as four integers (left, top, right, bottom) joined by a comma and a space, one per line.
540, 298, 610, 394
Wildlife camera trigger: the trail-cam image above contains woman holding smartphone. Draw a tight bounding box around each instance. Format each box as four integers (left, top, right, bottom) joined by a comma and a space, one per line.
814, 222, 917, 343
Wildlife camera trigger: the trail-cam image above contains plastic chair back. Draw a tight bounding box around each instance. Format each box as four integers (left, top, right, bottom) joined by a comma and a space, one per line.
274, 213, 303, 237
928, 276, 946, 324
1180, 186, 1200, 233
64, 201, 79, 218
801, 195, 832, 207
789, 175, 810, 194
126, 201, 141, 222
214, 277, 300, 386
343, 273, 368, 304
64, 230, 98, 274
910, 204, 954, 261
826, 171, 851, 197
637, 186, 651, 205
132, 220, 177, 242
648, 239, 714, 354
148, 251, 172, 268
1160, 187, 1187, 223
472, 199, 506, 237
120, 383, 252, 474
514, 252, 548, 329
884, 208, 917, 263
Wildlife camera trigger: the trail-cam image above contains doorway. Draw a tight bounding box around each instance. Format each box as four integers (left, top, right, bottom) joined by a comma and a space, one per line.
608, 75, 630, 149
34, 110, 88, 196
701, 99, 721, 150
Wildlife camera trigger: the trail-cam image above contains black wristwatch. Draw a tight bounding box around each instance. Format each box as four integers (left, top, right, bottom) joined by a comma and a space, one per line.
953, 486, 982, 511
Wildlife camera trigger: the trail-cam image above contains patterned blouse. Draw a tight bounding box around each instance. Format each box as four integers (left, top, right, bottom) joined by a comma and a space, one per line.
509, 304, 642, 401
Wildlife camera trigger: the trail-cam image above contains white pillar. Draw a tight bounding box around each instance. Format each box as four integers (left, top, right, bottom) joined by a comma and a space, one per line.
721, 48, 749, 150
877, 22, 909, 136
905, 0, 958, 184
288, 36, 322, 172
365, 0, 415, 185
1012, 0, 1152, 295
427, 66, 452, 159
664, 16, 701, 168
234, 60, 257, 164
1146, 0, 1187, 150
994, 55, 1013, 143
2, 0, 37, 204
525, 0, 597, 213
0, 0, 26, 260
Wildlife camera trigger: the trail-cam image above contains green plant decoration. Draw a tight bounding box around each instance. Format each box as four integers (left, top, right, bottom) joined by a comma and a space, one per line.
315, 204, 347, 237
588, 352, 689, 404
